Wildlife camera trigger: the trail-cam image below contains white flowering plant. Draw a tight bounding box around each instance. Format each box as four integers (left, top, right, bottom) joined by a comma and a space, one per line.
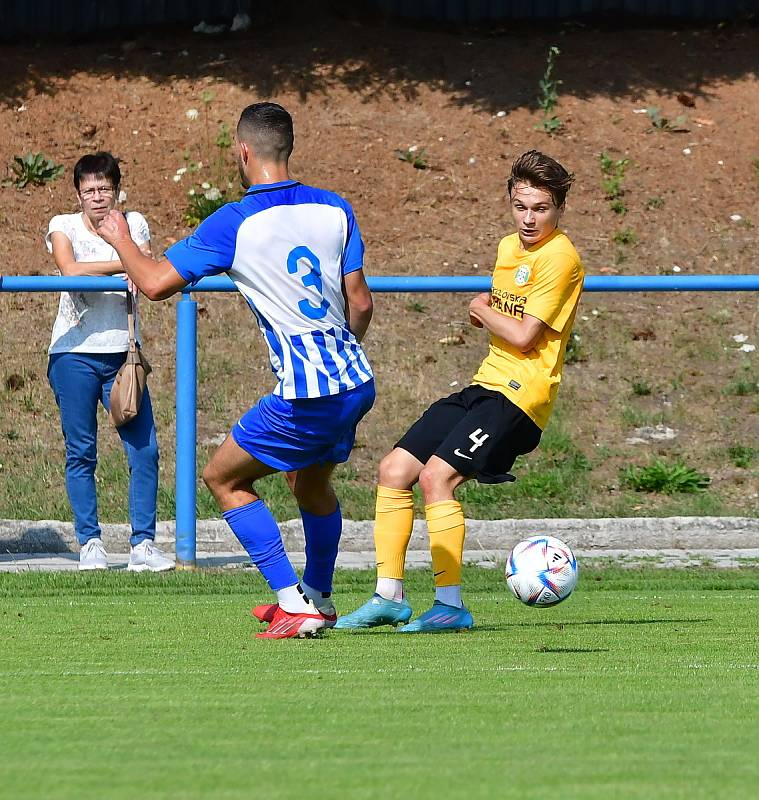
184, 183, 229, 227
177, 95, 240, 227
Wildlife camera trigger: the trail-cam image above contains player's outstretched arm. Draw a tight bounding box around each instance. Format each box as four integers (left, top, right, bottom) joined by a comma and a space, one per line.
97, 210, 188, 301
343, 269, 373, 342
469, 292, 546, 353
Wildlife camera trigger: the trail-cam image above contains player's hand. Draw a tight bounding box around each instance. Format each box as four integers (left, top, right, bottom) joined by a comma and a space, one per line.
97, 210, 131, 247
468, 292, 491, 328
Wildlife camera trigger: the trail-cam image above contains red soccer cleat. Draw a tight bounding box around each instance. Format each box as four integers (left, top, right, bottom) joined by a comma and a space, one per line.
252, 602, 337, 627
255, 606, 327, 639
251, 603, 278, 623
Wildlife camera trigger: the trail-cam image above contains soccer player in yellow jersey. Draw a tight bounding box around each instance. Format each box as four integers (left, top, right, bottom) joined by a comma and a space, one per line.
336, 150, 584, 632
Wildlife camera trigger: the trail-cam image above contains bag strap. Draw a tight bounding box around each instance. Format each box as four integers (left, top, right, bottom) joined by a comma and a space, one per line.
126, 290, 137, 352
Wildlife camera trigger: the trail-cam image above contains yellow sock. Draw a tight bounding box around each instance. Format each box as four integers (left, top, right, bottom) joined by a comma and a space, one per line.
374, 486, 414, 579
426, 500, 465, 587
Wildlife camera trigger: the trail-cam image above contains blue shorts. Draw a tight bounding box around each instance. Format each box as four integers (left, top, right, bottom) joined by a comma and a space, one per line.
232, 380, 375, 472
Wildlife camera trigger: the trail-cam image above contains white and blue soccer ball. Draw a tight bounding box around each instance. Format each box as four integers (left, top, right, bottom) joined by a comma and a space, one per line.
505, 536, 578, 607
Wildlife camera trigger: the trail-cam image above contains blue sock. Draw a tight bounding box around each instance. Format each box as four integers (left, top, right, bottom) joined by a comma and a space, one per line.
222, 500, 298, 592
301, 504, 342, 594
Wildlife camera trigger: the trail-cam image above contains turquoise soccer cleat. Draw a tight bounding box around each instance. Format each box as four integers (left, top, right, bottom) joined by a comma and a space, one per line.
334, 594, 413, 629
398, 601, 474, 633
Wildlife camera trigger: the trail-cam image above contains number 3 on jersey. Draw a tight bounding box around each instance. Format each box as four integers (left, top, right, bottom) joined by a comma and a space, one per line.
287, 246, 330, 320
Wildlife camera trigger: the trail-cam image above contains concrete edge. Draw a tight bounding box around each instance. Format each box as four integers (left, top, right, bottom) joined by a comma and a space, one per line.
2, 549, 759, 573
1, 516, 758, 554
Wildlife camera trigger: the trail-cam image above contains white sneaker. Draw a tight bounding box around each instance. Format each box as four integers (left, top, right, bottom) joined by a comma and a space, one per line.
79, 538, 108, 571
127, 540, 175, 573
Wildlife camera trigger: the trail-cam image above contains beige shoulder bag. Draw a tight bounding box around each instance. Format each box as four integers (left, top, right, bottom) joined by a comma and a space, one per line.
109, 291, 152, 428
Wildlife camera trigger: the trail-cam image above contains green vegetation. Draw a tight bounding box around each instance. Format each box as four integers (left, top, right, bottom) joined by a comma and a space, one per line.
630, 378, 653, 396
599, 152, 629, 200
8, 152, 64, 188
645, 106, 688, 132
564, 331, 586, 364
535, 45, 562, 134
181, 95, 239, 226
609, 199, 627, 215
725, 366, 758, 396
612, 228, 637, 245
1, 567, 758, 799
645, 196, 665, 210
395, 147, 428, 169
183, 186, 227, 227
621, 460, 710, 494
728, 444, 754, 469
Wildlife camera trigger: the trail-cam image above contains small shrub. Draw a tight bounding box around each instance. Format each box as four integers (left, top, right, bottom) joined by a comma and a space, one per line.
645, 106, 688, 132
395, 147, 428, 169
184, 185, 227, 227
564, 332, 587, 364
535, 45, 562, 134
612, 228, 637, 245
727, 445, 754, 469
709, 309, 731, 325
621, 460, 710, 494
621, 406, 663, 428
646, 196, 665, 210
21, 391, 36, 412
610, 199, 627, 215
631, 378, 652, 396
599, 152, 629, 200
9, 153, 64, 188
725, 377, 758, 396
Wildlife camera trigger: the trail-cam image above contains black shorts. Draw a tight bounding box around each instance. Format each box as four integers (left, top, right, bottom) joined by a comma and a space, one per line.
396, 385, 542, 484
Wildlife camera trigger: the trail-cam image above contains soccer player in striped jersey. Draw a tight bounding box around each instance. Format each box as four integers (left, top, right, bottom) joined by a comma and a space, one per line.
97, 102, 374, 639
336, 150, 583, 633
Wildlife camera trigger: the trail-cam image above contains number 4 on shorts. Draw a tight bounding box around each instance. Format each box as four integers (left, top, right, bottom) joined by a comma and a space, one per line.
453, 428, 490, 460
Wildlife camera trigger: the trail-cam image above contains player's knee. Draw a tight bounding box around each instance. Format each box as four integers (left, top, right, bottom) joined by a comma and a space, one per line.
418, 463, 449, 498
202, 461, 222, 495
378, 452, 410, 488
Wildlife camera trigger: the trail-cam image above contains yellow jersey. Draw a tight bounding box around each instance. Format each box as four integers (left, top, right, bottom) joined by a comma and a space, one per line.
472, 229, 584, 430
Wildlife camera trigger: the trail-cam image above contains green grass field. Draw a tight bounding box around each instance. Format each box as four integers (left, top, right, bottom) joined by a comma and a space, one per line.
1, 566, 758, 800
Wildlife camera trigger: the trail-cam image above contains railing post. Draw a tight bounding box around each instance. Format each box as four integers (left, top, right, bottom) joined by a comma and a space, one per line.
175, 290, 198, 568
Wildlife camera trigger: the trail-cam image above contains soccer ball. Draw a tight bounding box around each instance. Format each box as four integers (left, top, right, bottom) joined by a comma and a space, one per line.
505, 536, 578, 607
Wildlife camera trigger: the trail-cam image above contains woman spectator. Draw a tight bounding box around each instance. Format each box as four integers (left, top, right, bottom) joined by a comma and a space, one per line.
46, 151, 172, 572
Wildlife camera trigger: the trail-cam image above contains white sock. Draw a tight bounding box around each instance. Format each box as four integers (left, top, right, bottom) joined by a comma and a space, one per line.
435, 585, 463, 608
301, 581, 333, 612
276, 583, 316, 614
376, 577, 404, 601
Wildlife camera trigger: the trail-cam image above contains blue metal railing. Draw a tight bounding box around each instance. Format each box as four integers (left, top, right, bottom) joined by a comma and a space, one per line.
2, 272, 758, 566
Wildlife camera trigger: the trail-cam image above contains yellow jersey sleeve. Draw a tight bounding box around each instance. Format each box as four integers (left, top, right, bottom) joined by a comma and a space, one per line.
523, 249, 583, 333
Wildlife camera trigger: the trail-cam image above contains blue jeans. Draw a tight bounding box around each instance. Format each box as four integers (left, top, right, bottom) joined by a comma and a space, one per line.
48, 352, 159, 547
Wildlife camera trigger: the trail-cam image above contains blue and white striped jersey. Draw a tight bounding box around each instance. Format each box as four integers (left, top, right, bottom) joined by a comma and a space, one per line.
166, 181, 374, 399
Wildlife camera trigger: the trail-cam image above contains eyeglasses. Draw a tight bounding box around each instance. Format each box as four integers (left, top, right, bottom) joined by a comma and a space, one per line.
79, 186, 115, 200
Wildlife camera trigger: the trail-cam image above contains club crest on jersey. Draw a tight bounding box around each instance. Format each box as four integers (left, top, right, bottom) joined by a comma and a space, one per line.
514, 265, 531, 286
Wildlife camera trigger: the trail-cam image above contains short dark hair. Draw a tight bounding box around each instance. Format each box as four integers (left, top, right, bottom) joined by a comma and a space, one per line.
73, 151, 121, 192
237, 102, 294, 162
507, 150, 574, 208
